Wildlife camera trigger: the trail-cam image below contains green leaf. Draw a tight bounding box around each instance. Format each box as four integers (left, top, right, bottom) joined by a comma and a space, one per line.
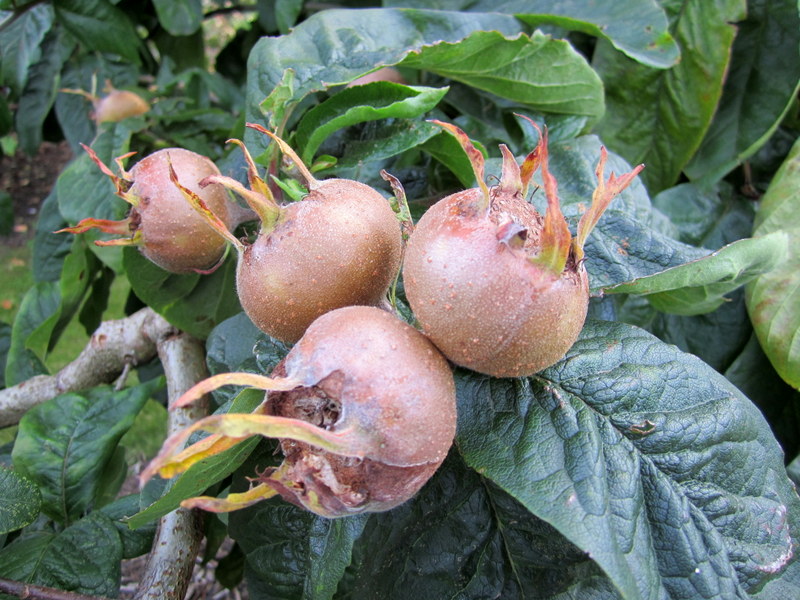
400, 29, 604, 119
295, 83, 448, 163
52, 0, 141, 64
32, 187, 72, 283
99, 493, 157, 559
593, 0, 746, 194
0, 189, 12, 236
385, 0, 679, 69
330, 118, 442, 171
604, 231, 788, 316
127, 388, 264, 529
5, 282, 57, 386
244, 8, 523, 155
152, 0, 202, 36
456, 319, 799, 599
652, 181, 756, 249
420, 129, 487, 189
0, 511, 122, 596
0, 4, 54, 94
685, 0, 800, 182
11, 380, 160, 524
14, 26, 74, 155
746, 137, 800, 389
0, 466, 41, 534
0, 322, 10, 389
341, 454, 618, 599
123, 246, 241, 340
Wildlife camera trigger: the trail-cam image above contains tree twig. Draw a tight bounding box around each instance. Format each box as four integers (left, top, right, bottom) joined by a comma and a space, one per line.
0, 308, 175, 428
0, 577, 112, 600
133, 332, 210, 600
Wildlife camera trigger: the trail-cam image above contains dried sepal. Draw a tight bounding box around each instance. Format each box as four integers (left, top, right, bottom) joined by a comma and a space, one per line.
199, 173, 280, 234
574, 147, 645, 261
80, 143, 136, 201
181, 482, 278, 513
247, 122, 321, 191
167, 158, 245, 253
498, 144, 523, 195
56, 217, 133, 237
429, 119, 490, 211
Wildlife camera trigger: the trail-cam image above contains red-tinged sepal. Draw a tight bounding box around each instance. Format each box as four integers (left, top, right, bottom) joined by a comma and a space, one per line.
429, 119, 491, 211
530, 127, 571, 274
247, 123, 321, 191
56, 217, 133, 237
171, 371, 302, 409
225, 138, 274, 201
181, 483, 278, 513
140, 413, 374, 485
574, 148, 645, 262
498, 144, 522, 196
381, 169, 413, 242
167, 158, 245, 253
200, 174, 280, 234
515, 114, 545, 195
80, 143, 136, 202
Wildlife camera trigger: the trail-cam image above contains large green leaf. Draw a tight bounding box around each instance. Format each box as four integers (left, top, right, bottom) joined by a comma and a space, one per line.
11, 380, 160, 524
244, 8, 523, 155
604, 231, 788, 315
294, 83, 448, 163
745, 137, 800, 389
123, 246, 241, 340
399, 29, 604, 119
456, 319, 799, 599
0, 4, 54, 94
593, 0, 746, 194
385, 0, 679, 69
52, 0, 141, 64
152, 0, 202, 36
0, 466, 41, 535
0, 511, 122, 597
32, 187, 72, 283
14, 26, 73, 154
685, 0, 800, 182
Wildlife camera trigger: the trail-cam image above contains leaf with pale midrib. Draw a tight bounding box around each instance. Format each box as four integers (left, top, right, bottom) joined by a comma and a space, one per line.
456, 319, 799, 600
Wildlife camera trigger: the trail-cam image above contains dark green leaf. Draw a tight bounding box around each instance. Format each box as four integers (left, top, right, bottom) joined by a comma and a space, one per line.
123, 246, 241, 340
385, 0, 679, 69
0, 511, 122, 596
686, 0, 800, 182
32, 187, 72, 282
127, 388, 264, 529
5, 282, 57, 386
14, 26, 74, 154
99, 493, 157, 559
593, 0, 746, 194
295, 83, 448, 163
604, 231, 788, 315
52, 0, 141, 64
0, 4, 54, 94
276, 0, 302, 34
420, 129, 487, 189
0, 190, 11, 236
456, 319, 798, 598
652, 181, 756, 250
244, 8, 523, 155
331, 119, 441, 171
340, 454, 619, 599
745, 137, 800, 388
152, 0, 202, 36
400, 30, 604, 119
11, 380, 161, 524
0, 92, 10, 136
0, 466, 41, 534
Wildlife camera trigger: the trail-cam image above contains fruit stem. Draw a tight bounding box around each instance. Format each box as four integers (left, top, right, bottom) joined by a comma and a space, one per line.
167, 157, 246, 253
573, 148, 645, 261
247, 123, 322, 191
429, 120, 491, 212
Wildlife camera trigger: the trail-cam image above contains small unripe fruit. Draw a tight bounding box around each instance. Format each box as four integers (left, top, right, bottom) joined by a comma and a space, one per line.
93, 89, 150, 123
180, 125, 403, 343
142, 306, 457, 517
59, 146, 233, 274
403, 119, 643, 378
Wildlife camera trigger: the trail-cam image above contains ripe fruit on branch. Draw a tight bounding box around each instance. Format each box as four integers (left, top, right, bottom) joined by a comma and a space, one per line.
61, 81, 150, 123
178, 124, 403, 343
402, 118, 644, 378
141, 305, 457, 517
59, 146, 234, 274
